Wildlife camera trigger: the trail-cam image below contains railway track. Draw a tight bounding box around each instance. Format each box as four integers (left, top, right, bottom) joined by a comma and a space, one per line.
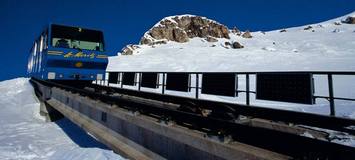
30, 78, 355, 159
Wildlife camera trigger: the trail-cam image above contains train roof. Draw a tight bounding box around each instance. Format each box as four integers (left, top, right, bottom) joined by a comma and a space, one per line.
47, 23, 104, 32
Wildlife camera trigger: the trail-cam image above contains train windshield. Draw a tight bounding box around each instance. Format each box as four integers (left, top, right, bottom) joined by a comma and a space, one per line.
51, 24, 104, 51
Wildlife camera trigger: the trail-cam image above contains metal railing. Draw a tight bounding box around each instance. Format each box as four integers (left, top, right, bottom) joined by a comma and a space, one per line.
96, 71, 355, 116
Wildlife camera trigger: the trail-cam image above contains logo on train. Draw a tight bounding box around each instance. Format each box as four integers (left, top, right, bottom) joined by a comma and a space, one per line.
64, 52, 96, 58
48, 50, 107, 59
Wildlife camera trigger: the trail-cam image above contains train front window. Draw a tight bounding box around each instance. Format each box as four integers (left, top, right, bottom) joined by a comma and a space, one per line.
51, 24, 104, 51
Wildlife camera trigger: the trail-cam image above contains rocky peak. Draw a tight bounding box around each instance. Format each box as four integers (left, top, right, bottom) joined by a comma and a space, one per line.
140, 15, 230, 45
342, 16, 355, 24
120, 15, 248, 55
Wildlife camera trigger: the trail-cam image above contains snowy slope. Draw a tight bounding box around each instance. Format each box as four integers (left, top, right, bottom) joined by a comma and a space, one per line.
109, 13, 355, 72
0, 78, 125, 160
108, 12, 355, 118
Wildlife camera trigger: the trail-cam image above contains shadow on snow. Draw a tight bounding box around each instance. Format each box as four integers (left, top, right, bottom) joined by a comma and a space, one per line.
54, 118, 109, 150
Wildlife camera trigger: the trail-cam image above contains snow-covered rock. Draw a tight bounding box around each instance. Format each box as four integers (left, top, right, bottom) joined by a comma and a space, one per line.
121, 44, 140, 55
0, 78, 125, 160
139, 15, 230, 45
342, 15, 355, 24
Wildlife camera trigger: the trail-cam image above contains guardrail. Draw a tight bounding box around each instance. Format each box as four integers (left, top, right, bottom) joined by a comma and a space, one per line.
31, 77, 355, 158
98, 71, 355, 116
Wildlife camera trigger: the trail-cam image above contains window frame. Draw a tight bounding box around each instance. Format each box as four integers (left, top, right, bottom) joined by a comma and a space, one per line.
50, 24, 105, 52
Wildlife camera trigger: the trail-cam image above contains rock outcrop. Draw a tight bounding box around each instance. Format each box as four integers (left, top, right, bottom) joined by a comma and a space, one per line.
231, 27, 241, 35
140, 15, 230, 45
232, 42, 244, 49
121, 44, 140, 55
342, 16, 355, 24
304, 26, 313, 30
334, 22, 341, 25
118, 14, 248, 55
242, 30, 252, 38
205, 36, 218, 42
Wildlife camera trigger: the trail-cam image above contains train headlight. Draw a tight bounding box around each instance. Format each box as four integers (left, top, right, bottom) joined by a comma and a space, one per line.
48, 72, 56, 79
97, 74, 103, 80
75, 62, 83, 68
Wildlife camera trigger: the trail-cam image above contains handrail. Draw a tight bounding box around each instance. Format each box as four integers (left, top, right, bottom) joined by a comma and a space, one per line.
102, 71, 355, 117
106, 71, 355, 75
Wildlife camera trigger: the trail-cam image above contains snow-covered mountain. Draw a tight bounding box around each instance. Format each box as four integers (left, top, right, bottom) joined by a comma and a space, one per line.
109, 12, 355, 72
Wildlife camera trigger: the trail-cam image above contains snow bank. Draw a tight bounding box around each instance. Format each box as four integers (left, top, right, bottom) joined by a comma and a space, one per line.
0, 78, 125, 160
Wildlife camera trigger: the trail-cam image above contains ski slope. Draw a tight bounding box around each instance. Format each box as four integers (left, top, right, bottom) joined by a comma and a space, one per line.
0, 78, 125, 160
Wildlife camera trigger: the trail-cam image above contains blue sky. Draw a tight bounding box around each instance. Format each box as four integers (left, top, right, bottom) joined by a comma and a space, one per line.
0, 0, 354, 81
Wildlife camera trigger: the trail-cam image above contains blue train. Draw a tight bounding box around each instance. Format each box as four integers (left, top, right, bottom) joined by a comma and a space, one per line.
27, 24, 108, 83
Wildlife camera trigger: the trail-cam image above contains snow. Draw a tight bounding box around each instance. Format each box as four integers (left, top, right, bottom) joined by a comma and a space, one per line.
2, 12, 354, 159
108, 11, 355, 118
0, 78, 125, 160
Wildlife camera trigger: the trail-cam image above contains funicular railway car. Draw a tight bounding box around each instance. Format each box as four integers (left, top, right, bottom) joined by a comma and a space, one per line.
27, 24, 108, 83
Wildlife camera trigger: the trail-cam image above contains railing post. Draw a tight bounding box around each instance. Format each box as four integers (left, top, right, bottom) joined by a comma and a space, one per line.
328, 74, 335, 116
106, 72, 109, 87
246, 74, 250, 106
120, 73, 123, 88
196, 74, 199, 99
162, 73, 165, 94
138, 73, 142, 91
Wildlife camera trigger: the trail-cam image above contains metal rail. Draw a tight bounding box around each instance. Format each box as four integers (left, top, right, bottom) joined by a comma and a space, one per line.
31, 78, 355, 159
90, 83, 355, 135
102, 71, 355, 116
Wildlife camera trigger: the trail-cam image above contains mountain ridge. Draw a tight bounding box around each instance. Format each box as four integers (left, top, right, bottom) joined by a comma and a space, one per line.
118, 12, 354, 56
110, 11, 355, 73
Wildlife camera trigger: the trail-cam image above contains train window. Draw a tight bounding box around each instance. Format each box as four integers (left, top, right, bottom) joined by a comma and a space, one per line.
37, 39, 41, 72
108, 72, 119, 84
256, 73, 314, 104
28, 47, 32, 73
51, 24, 104, 51
33, 42, 37, 56
29, 45, 35, 73
27, 56, 30, 73
36, 52, 40, 73
40, 35, 44, 52
38, 51, 42, 71
33, 45, 37, 72
201, 73, 237, 97
141, 73, 158, 88
44, 29, 48, 50
30, 52, 34, 73
122, 72, 136, 86
166, 73, 190, 92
